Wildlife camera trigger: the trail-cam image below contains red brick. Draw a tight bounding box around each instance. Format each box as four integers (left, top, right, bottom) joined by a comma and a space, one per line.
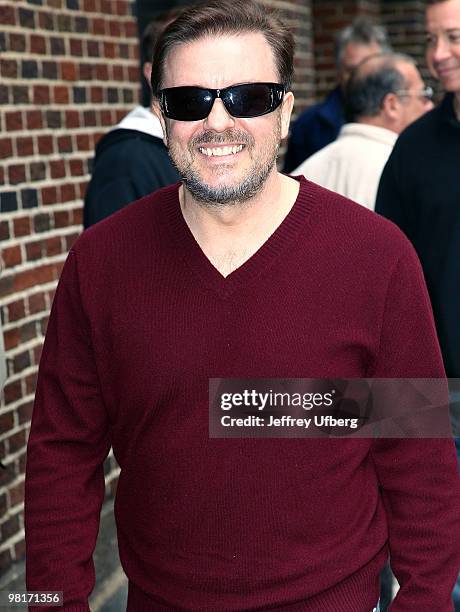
108, 20, 121, 37
29, 292, 46, 314
14, 264, 56, 292
83, 0, 97, 10
65, 110, 80, 128
37, 135, 54, 155
0, 6, 15, 25
61, 61, 77, 81
16, 137, 34, 157
125, 22, 137, 38
33, 344, 43, 365
8, 164, 26, 185
50, 160, 66, 179
113, 65, 124, 81
103, 41, 116, 58
13, 217, 31, 238
1, 59, 18, 78
128, 66, 138, 81
69, 159, 84, 176
72, 207, 83, 226
4, 328, 19, 351
17, 400, 34, 425
9, 33, 26, 52
100, 110, 112, 125
77, 180, 89, 200
3, 379, 22, 404
7, 298, 26, 322
26, 111, 43, 130
61, 184, 76, 202
90, 86, 103, 103
54, 210, 70, 228
32, 85, 50, 105
20, 321, 37, 344
53, 85, 69, 104
96, 64, 109, 80
0, 167, 4, 185
0, 138, 13, 159
8, 481, 24, 507
0, 411, 14, 432
45, 236, 62, 256
69, 38, 83, 56
76, 134, 90, 150
8, 430, 26, 454
41, 186, 58, 205
2, 245, 22, 268
57, 135, 73, 153
6, 112, 23, 132
26, 240, 43, 261
30, 34, 46, 54
1, 514, 20, 541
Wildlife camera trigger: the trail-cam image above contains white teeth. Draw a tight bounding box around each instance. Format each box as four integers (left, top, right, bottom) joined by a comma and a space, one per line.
199, 144, 244, 157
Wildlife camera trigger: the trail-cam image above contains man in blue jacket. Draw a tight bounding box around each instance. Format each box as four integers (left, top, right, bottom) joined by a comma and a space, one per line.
283, 17, 390, 173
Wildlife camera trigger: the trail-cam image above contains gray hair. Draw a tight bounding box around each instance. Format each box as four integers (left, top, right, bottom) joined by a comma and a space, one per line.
335, 17, 391, 67
344, 52, 416, 120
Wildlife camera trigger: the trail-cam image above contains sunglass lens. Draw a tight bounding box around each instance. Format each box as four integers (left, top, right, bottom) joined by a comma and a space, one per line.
227, 84, 277, 117
164, 87, 212, 121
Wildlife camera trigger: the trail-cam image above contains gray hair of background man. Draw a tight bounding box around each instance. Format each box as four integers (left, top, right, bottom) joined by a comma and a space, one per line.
344, 52, 417, 121
335, 17, 391, 67
150, 0, 295, 95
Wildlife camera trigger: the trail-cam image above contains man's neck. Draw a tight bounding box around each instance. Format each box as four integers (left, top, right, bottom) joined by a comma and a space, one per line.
179, 171, 300, 277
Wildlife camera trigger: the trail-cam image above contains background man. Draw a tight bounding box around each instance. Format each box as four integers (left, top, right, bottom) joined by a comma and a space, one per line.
25, 1, 460, 610
375, 1, 460, 604
283, 16, 391, 173
294, 53, 433, 210
83, 19, 179, 228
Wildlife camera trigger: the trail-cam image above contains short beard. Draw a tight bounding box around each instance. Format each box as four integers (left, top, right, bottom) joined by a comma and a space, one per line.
167, 122, 281, 208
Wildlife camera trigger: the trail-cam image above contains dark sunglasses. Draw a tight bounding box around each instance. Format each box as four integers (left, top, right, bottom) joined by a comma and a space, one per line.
159, 82, 285, 121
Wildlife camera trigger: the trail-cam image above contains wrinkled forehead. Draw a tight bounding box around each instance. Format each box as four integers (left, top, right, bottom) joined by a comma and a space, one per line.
162, 32, 279, 89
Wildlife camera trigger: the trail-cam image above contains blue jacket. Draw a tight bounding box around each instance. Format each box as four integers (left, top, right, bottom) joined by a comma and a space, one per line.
283, 87, 344, 173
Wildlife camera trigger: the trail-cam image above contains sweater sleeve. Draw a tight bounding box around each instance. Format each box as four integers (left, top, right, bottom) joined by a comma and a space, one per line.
370, 247, 460, 611
25, 250, 111, 611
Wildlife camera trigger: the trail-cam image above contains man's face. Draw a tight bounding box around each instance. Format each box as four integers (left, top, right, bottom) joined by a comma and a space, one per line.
339, 41, 383, 88
426, 0, 460, 93
396, 61, 434, 130
154, 32, 293, 206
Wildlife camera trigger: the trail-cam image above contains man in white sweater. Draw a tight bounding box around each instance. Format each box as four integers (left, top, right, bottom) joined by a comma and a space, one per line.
292, 53, 433, 210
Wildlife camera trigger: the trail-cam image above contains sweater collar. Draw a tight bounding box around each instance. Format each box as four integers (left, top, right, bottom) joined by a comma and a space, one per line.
161, 177, 316, 297
440, 93, 460, 128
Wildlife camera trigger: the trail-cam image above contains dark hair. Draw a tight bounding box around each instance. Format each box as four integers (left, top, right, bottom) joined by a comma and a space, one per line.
344, 53, 415, 121
335, 16, 391, 67
151, 0, 295, 96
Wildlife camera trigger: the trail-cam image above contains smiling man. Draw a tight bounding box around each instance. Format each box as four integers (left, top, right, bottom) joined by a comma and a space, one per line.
25, 1, 460, 611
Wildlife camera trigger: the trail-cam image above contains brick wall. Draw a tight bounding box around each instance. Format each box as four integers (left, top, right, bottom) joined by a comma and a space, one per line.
0, 0, 139, 574
0, 0, 315, 578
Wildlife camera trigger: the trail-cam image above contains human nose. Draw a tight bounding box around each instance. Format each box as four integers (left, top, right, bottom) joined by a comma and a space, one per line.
204, 98, 235, 131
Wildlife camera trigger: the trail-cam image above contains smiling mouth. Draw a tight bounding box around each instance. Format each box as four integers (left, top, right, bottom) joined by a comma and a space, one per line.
198, 144, 245, 157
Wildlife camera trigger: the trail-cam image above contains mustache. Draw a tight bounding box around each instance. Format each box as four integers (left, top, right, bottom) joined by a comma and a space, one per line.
190, 130, 254, 147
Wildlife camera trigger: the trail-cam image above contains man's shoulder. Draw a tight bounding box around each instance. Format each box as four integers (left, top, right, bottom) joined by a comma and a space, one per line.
304, 179, 414, 259
77, 182, 180, 255
396, 101, 445, 148
95, 128, 166, 160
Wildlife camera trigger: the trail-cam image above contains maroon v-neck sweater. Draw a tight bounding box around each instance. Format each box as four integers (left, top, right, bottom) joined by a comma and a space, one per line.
25, 178, 460, 611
